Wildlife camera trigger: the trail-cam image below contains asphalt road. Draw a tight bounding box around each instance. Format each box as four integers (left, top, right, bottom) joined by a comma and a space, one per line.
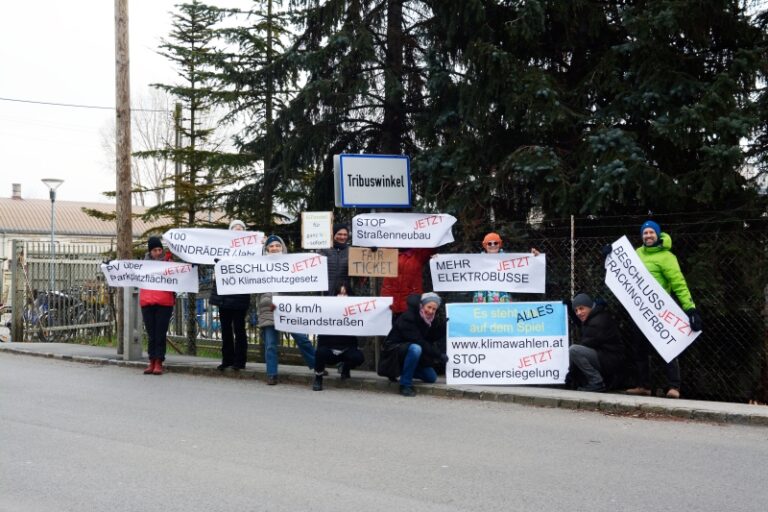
1, 353, 766, 512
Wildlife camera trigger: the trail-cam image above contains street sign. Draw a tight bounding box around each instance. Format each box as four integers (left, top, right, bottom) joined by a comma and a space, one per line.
334, 153, 411, 208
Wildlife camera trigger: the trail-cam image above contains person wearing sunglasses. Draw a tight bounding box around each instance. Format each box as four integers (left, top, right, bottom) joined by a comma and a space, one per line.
472, 232, 540, 303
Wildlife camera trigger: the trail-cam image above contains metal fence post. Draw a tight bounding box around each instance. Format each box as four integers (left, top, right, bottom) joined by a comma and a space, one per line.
123, 287, 142, 360
10, 240, 24, 342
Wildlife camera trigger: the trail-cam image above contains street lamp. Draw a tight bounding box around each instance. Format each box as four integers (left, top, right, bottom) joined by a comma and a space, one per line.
41, 178, 64, 292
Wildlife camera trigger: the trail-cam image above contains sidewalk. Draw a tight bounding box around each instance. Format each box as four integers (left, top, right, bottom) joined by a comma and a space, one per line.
2, 341, 767, 427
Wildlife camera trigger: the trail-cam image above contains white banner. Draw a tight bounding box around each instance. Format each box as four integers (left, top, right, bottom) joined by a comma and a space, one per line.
446, 302, 568, 385
604, 236, 701, 362
215, 254, 328, 294
273, 296, 393, 336
352, 212, 456, 248
430, 253, 546, 294
100, 260, 199, 293
163, 228, 265, 265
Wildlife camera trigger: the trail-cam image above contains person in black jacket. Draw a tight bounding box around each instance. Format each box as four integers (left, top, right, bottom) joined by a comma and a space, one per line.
210, 220, 251, 371
319, 223, 350, 296
383, 292, 446, 397
567, 293, 628, 392
312, 283, 365, 391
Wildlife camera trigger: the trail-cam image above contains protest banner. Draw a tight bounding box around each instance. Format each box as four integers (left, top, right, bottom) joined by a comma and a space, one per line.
214, 254, 328, 294
351, 212, 456, 248
162, 227, 265, 265
604, 236, 701, 362
348, 247, 398, 277
101, 260, 199, 293
273, 296, 393, 336
446, 302, 568, 385
301, 212, 333, 249
430, 253, 546, 294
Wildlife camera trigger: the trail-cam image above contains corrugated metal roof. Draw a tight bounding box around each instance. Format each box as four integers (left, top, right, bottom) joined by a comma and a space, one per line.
0, 198, 228, 237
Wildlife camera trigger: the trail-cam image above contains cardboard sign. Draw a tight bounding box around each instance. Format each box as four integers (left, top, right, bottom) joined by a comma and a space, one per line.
273, 296, 393, 336
604, 236, 701, 362
446, 302, 568, 386
347, 247, 398, 277
430, 253, 546, 294
101, 260, 199, 293
301, 212, 333, 249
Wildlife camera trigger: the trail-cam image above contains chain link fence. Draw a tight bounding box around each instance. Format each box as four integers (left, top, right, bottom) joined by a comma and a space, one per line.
6, 215, 767, 404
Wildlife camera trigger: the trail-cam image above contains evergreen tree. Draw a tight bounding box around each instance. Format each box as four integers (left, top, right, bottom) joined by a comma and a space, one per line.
421, 0, 767, 231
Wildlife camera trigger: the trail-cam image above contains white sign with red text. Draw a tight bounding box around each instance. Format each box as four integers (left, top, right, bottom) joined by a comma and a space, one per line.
163, 228, 265, 265
273, 296, 393, 336
214, 254, 328, 294
100, 260, 199, 293
352, 212, 456, 248
604, 236, 701, 362
430, 253, 546, 294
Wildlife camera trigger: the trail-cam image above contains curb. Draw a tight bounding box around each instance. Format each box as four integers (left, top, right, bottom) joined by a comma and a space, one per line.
3, 346, 767, 427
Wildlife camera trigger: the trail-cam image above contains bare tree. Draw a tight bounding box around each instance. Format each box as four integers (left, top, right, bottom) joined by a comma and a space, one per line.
101, 89, 174, 206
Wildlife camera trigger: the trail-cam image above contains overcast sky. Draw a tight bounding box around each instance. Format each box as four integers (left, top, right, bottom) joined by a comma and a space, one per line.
0, 0, 248, 204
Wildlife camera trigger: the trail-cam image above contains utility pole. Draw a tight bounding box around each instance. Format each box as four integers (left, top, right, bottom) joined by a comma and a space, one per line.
115, 0, 133, 354
174, 102, 182, 227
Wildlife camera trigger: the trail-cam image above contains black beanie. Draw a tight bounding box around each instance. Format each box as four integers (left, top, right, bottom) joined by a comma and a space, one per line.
333, 223, 349, 235
148, 236, 163, 252
572, 293, 594, 311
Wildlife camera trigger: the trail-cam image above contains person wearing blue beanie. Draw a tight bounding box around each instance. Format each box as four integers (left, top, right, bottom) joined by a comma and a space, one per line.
625, 219, 702, 399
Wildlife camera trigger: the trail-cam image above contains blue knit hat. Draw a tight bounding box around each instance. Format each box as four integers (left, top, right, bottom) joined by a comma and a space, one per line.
640, 220, 661, 237
265, 235, 282, 247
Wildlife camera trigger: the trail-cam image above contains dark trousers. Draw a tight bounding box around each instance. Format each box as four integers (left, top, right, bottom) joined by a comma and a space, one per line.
141, 305, 173, 361
632, 326, 681, 390
220, 308, 248, 367
314, 346, 364, 374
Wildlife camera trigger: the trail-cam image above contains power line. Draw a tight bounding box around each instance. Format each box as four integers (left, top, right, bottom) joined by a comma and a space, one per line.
0, 96, 168, 113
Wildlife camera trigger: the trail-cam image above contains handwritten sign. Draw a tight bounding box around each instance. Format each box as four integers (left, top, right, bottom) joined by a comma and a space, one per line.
301, 211, 333, 249
347, 247, 398, 277
446, 302, 568, 385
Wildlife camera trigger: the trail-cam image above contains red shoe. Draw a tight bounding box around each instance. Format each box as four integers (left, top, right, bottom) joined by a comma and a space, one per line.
152, 360, 164, 375
143, 359, 155, 375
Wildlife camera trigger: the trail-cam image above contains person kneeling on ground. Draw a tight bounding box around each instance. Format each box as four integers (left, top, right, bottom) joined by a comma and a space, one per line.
312, 283, 365, 391
567, 293, 628, 392
382, 292, 446, 397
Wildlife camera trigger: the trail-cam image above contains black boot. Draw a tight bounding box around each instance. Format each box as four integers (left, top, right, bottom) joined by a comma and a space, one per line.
340, 363, 351, 380
312, 374, 323, 391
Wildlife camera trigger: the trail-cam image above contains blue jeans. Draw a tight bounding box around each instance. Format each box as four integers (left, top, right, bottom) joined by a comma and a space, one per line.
399, 344, 437, 387
261, 326, 315, 377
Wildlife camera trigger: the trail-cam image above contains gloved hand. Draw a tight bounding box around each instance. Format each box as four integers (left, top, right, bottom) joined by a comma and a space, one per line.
369, 246, 378, 253
601, 244, 612, 261
440, 354, 449, 364
686, 308, 702, 332
213, 258, 220, 264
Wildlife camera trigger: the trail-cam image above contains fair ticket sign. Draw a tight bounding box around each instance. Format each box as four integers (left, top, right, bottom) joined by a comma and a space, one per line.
430, 253, 546, 294
446, 302, 568, 386
273, 296, 393, 336
101, 260, 199, 293
351, 212, 456, 248
347, 247, 399, 277
163, 228, 265, 265
604, 236, 701, 362
301, 212, 333, 249
214, 254, 328, 294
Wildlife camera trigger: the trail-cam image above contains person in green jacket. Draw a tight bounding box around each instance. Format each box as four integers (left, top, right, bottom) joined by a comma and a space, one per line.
625, 220, 702, 398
